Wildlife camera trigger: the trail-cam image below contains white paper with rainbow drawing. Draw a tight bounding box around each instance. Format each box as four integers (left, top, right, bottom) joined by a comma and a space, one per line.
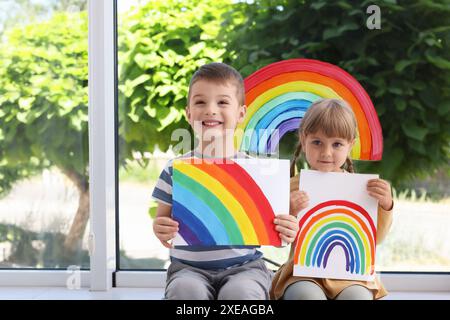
172, 158, 290, 247
293, 169, 378, 281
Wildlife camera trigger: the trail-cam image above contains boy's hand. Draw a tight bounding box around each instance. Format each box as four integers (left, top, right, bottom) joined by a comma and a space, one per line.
153, 216, 179, 248
290, 190, 309, 217
367, 178, 393, 211
274, 215, 299, 244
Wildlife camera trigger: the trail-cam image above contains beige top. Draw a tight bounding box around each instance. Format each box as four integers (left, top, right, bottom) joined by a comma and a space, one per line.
270, 174, 394, 300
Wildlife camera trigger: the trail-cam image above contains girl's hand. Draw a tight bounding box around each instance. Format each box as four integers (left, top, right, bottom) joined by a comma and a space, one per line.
367, 179, 393, 211
153, 216, 179, 248
290, 190, 309, 217
274, 215, 299, 244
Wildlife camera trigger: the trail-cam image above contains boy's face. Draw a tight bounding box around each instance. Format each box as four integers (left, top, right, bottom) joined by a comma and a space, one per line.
186, 79, 246, 142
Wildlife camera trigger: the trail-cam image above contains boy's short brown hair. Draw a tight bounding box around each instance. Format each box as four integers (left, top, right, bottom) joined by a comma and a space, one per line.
188, 62, 245, 105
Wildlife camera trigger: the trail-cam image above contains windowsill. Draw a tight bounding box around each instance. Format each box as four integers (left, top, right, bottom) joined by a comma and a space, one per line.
1, 270, 449, 292
0, 287, 448, 300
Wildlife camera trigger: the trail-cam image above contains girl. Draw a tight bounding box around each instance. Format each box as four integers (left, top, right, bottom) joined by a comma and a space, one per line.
270, 99, 394, 300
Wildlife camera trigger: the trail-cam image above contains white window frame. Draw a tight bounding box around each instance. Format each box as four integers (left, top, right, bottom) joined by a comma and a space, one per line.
88, 0, 117, 291
0, 0, 115, 290
0, 0, 449, 295
111, 0, 450, 293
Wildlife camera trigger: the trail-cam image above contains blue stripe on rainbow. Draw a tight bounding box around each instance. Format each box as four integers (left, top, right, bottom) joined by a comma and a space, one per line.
173, 182, 230, 244
173, 201, 215, 245
312, 230, 360, 274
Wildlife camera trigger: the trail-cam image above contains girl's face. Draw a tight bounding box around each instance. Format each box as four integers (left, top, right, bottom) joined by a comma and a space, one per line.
301, 130, 355, 173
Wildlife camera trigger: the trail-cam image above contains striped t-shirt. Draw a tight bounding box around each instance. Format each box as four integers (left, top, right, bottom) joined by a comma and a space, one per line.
151, 150, 262, 270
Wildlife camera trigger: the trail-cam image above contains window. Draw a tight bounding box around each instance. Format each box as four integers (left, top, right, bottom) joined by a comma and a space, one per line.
0, 0, 89, 270
376, 187, 450, 272
116, 0, 450, 280
116, 0, 232, 271
0, 0, 448, 292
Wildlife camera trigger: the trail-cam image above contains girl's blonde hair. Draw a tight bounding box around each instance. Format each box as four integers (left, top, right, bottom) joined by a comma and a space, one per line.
290, 99, 358, 177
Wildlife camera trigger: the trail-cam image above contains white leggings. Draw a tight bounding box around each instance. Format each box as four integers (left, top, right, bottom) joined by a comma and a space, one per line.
283, 281, 374, 300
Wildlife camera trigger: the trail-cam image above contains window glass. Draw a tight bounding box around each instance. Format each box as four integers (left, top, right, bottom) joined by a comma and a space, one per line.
117, 0, 450, 273
0, 0, 89, 269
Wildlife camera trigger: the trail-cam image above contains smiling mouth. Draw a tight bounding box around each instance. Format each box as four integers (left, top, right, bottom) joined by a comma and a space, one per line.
202, 121, 223, 127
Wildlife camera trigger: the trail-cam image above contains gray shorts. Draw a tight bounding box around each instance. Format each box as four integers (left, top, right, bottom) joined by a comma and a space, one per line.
165, 258, 273, 300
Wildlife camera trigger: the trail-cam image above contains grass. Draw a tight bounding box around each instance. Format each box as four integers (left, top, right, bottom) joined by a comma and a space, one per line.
119, 159, 165, 184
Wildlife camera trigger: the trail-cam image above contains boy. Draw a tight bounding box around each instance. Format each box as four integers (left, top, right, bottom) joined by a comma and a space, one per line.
151, 62, 298, 300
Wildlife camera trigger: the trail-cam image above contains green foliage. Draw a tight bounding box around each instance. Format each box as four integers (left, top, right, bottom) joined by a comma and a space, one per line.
119, 250, 166, 269
0, 0, 235, 221
1, 0, 449, 195
393, 187, 429, 202
0, 11, 89, 196
148, 200, 158, 219
119, 159, 162, 184
221, 0, 450, 185
117, 0, 233, 164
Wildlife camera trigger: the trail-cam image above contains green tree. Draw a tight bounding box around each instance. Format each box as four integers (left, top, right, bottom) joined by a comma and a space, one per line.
221, 0, 450, 186
0, 0, 235, 255
0, 11, 89, 253
118, 0, 233, 165
0, 0, 87, 37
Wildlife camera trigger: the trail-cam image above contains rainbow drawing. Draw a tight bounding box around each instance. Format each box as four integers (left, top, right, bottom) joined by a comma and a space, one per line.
235, 59, 383, 160
293, 200, 377, 281
172, 158, 285, 246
